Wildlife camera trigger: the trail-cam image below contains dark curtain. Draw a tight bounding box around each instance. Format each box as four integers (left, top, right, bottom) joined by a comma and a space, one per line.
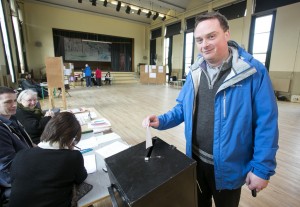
165, 22, 181, 38
216, 0, 246, 20
150, 39, 156, 65
151, 27, 162, 39
54, 36, 65, 58
186, 17, 196, 33
255, 0, 300, 13
111, 43, 132, 71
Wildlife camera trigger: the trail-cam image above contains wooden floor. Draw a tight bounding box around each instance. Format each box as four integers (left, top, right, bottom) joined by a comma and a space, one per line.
40, 84, 300, 207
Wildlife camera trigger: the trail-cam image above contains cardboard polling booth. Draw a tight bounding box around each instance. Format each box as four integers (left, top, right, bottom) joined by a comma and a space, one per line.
105, 137, 197, 207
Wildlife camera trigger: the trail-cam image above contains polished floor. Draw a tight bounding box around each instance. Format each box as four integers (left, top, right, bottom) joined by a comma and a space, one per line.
40, 84, 300, 207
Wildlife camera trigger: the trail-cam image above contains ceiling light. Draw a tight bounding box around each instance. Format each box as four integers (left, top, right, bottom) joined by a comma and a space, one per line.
153, 12, 159, 20
146, 11, 152, 18
162, 16, 166, 21
103, 0, 107, 7
126, 6, 131, 14
137, 9, 141, 15
116, 1, 121, 11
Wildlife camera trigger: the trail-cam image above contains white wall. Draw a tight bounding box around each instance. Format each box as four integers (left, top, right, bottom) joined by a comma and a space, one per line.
172, 34, 184, 70
228, 18, 245, 46
269, 2, 300, 73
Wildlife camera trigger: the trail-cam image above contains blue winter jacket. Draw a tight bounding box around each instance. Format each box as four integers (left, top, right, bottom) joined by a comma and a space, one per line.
157, 41, 279, 190
84, 66, 92, 77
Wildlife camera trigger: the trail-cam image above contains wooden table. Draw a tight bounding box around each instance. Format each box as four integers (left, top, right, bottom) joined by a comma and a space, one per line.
75, 107, 128, 207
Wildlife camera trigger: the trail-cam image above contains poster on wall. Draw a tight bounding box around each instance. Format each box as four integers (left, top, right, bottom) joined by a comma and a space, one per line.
64, 37, 111, 62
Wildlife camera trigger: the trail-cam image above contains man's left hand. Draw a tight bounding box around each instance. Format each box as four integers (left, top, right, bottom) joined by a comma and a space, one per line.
245, 171, 269, 193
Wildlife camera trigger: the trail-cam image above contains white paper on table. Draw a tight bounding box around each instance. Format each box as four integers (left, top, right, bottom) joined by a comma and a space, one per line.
83, 154, 97, 174
95, 132, 121, 144
146, 126, 153, 149
77, 137, 99, 149
95, 141, 129, 158
75, 112, 97, 120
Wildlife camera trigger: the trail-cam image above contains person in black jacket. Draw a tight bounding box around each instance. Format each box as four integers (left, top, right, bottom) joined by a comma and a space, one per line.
9, 112, 87, 207
0, 87, 34, 204
16, 89, 54, 144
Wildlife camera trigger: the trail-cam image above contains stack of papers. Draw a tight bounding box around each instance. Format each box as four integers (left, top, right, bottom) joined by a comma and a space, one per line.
88, 118, 111, 129
96, 141, 129, 158
76, 132, 121, 149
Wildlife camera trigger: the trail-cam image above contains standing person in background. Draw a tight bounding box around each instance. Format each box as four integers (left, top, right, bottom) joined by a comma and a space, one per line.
16, 89, 54, 145
9, 112, 87, 207
95, 67, 102, 87
84, 64, 92, 87
0, 87, 33, 204
142, 12, 278, 207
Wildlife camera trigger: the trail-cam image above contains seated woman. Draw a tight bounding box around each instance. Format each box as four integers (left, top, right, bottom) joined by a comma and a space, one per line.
105, 71, 111, 85
16, 89, 54, 144
9, 112, 87, 207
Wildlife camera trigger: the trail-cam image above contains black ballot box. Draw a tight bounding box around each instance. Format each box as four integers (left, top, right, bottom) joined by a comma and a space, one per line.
105, 137, 197, 207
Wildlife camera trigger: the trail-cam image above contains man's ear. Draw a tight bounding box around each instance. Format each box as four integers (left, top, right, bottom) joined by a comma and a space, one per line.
225, 30, 230, 41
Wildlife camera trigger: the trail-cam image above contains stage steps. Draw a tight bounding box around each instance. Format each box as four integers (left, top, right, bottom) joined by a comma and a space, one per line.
102, 72, 139, 85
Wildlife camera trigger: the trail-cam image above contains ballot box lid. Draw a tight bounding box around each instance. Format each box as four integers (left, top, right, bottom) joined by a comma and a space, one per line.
105, 137, 196, 205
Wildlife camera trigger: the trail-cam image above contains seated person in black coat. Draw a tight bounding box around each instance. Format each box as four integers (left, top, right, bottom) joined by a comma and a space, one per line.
21, 74, 48, 98
16, 89, 54, 144
9, 112, 87, 207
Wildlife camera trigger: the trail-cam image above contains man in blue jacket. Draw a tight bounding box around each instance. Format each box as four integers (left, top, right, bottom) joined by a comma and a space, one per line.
143, 12, 278, 207
84, 64, 92, 87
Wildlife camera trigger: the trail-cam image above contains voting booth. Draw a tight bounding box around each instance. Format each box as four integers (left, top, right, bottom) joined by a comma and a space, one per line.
105, 137, 197, 207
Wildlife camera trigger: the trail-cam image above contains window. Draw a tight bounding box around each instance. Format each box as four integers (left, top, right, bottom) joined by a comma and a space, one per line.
249, 13, 275, 69
184, 32, 194, 75
11, 0, 25, 74
0, 0, 15, 82
164, 37, 169, 81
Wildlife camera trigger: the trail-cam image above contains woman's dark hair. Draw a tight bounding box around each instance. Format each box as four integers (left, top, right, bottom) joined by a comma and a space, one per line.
40, 112, 81, 149
195, 11, 229, 32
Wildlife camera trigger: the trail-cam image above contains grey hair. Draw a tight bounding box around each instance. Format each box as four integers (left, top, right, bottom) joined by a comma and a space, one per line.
17, 89, 38, 103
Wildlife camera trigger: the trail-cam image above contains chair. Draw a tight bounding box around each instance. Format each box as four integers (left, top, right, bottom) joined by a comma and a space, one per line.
0, 186, 9, 207
57, 84, 71, 97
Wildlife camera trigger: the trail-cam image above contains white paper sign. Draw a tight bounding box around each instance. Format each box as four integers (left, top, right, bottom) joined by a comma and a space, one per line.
145, 65, 149, 73
149, 73, 156, 78
158, 66, 164, 73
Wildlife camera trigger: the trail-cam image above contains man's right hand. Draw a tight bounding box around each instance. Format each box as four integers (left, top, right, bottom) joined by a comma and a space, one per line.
142, 115, 159, 128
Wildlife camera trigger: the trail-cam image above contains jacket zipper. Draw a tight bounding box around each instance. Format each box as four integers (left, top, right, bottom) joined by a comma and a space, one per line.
223, 91, 226, 118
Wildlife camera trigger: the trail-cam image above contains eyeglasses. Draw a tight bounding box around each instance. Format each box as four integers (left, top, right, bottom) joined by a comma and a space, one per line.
24, 99, 37, 103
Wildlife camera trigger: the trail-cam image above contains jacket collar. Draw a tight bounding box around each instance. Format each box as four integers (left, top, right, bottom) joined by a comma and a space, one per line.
190, 41, 257, 93
38, 141, 65, 150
